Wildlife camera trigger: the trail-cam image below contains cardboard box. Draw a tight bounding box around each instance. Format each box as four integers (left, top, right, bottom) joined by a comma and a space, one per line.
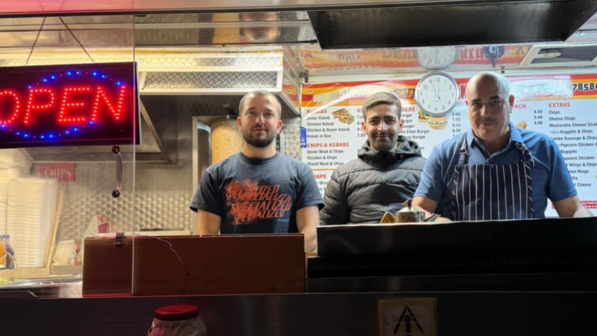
83, 236, 133, 296
83, 235, 305, 296
133, 235, 305, 295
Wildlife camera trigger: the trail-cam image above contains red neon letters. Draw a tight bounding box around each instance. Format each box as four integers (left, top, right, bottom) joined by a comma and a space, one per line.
59, 86, 91, 123
0, 90, 21, 125
92, 86, 126, 121
24, 88, 56, 124
0, 85, 128, 126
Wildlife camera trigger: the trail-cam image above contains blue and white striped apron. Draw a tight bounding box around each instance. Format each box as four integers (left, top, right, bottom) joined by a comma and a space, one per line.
451, 135, 535, 221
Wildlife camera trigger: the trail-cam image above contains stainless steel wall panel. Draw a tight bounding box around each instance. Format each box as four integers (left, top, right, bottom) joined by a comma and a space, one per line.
143, 71, 279, 90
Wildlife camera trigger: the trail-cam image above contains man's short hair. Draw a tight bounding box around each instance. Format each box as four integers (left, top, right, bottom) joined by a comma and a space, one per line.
361, 92, 402, 120
239, 90, 282, 118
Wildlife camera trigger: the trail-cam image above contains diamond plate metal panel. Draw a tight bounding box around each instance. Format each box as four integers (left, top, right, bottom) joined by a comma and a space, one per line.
139, 58, 198, 67
281, 117, 301, 160
139, 56, 282, 68
193, 56, 282, 67
143, 71, 278, 89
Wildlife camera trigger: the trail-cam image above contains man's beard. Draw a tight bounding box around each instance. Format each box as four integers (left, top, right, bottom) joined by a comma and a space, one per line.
370, 133, 398, 151
243, 129, 276, 148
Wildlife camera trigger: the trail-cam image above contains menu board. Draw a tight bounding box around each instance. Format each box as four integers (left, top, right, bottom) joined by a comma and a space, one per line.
301, 74, 597, 216
300, 45, 531, 71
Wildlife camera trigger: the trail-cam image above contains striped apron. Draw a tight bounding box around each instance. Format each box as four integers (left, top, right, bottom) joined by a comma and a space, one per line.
451, 135, 535, 221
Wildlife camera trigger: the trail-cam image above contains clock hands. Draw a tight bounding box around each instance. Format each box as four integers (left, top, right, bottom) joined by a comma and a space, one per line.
433, 78, 441, 101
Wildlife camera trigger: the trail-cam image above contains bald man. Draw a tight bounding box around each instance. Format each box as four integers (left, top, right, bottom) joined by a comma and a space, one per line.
413, 72, 592, 221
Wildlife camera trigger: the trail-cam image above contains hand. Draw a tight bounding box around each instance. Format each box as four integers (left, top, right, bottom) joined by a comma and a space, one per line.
433, 79, 441, 101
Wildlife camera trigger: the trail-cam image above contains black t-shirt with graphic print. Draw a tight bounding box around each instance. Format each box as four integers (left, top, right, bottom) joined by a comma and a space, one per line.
190, 152, 323, 234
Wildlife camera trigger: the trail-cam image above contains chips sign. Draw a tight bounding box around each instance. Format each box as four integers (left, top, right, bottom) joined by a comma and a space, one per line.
39, 163, 76, 182
0, 62, 139, 148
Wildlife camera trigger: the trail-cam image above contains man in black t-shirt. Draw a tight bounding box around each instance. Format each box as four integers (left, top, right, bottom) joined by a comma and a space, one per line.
190, 90, 323, 252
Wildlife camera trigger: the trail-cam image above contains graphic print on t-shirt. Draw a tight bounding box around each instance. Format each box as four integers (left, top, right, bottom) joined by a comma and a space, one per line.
225, 179, 292, 225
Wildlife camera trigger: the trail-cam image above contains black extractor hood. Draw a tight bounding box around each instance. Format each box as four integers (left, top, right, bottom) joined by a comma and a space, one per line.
307, 0, 597, 49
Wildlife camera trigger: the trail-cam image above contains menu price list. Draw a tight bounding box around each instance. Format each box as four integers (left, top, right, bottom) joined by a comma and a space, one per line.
450, 108, 465, 138
511, 100, 597, 215
356, 109, 365, 139
312, 170, 334, 195
304, 142, 352, 168
401, 104, 464, 157
302, 107, 362, 171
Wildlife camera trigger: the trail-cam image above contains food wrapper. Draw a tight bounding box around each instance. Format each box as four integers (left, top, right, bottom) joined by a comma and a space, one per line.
379, 212, 395, 224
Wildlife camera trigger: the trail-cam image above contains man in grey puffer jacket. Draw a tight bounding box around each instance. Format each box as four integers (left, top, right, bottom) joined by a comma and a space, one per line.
320, 92, 427, 224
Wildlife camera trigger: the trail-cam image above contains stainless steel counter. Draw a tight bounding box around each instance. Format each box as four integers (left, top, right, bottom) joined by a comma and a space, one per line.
0, 276, 82, 299
1, 289, 597, 336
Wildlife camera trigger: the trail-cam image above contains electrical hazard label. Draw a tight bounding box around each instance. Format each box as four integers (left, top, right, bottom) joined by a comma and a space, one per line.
378, 298, 437, 336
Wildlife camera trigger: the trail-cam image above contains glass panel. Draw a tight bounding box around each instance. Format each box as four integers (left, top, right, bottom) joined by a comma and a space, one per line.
133, 11, 316, 46
0, 15, 136, 298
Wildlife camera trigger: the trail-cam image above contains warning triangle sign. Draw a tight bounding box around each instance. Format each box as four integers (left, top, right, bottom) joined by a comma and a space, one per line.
378, 298, 436, 336
393, 306, 425, 336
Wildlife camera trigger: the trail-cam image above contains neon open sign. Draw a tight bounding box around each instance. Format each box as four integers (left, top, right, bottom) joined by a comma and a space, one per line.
0, 62, 139, 148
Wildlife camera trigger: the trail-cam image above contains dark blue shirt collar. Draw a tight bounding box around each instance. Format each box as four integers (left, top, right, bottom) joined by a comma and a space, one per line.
466, 122, 522, 151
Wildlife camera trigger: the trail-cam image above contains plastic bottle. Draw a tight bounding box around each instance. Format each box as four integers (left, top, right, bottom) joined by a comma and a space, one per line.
147, 304, 207, 336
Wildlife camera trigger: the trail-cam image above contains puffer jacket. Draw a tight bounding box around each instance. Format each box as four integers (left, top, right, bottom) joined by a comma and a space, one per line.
320, 136, 426, 224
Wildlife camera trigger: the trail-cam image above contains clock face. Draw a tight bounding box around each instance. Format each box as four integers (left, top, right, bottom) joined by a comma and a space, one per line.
415, 72, 460, 116
416, 46, 457, 70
